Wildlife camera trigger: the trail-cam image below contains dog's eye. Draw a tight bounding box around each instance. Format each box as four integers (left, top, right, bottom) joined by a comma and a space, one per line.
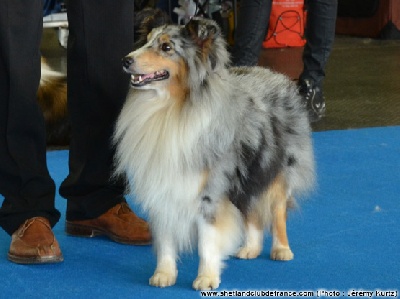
161, 43, 172, 52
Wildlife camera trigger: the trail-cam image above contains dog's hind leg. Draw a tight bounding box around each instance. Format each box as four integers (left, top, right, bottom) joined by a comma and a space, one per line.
243, 173, 294, 261
149, 236, 178, 288
270, 201, 294, 260
236, 208, 263, 259
269, 174, 294, 261
193, 198, 242, 290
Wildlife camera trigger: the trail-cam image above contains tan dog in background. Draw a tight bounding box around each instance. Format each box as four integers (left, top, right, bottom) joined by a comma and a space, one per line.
38, 58, 69, 146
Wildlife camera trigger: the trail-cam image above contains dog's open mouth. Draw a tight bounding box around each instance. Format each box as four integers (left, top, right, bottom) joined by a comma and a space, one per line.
131, 70, 169, 87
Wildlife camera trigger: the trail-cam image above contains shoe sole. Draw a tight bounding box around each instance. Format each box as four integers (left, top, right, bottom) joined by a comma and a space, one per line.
309, 108, 326, 123
65, 221, 152, 246
8, 253, 64, 264
309, 113, 323, 123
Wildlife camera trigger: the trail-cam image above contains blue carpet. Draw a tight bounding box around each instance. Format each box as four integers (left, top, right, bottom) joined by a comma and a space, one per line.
0, 126, 399, 298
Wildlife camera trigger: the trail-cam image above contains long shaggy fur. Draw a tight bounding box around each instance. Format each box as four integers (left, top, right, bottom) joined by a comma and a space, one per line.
38, 58, 69, 146
113, 18, 315, 290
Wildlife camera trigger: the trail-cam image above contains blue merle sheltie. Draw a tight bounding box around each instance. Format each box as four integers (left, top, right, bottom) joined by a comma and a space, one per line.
113, 17, 315, 290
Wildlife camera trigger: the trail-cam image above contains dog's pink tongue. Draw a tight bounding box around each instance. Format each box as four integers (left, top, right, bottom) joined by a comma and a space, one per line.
141, 73, 154, 81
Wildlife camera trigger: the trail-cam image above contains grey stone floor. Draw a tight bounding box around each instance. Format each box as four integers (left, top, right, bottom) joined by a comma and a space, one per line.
259, 36, 400, 131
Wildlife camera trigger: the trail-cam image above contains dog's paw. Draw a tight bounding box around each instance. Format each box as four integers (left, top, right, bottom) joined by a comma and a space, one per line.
236, 245, 261, 259
270, 247, 294, 261
193, 274, 220, 290
149, 271, 177, 288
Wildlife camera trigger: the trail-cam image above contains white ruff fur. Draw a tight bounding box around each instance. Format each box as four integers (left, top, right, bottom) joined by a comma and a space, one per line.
114, 87, 225, 252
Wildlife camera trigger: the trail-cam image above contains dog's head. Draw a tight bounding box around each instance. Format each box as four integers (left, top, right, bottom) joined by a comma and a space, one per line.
122, 18, 229, 93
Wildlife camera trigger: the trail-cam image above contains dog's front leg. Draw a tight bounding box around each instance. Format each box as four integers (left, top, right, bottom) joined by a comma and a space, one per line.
193, 217, 222, 291
149, 236, 178, 288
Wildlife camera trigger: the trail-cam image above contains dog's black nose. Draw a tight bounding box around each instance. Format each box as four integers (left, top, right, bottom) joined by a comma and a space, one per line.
122, 56, 134, 70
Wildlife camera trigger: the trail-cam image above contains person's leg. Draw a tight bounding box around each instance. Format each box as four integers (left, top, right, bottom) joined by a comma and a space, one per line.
0, 0, 62, 264
60, 0, 151, 244
60, 0, 134, 220
0, 0, 60, 235
300, 0, 338, 87
231, 0, 272, 66
299, 0, 338, 122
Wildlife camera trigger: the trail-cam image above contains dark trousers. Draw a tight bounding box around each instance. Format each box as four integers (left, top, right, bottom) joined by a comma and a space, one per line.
59, 0, 135, 221
0, 0, 135, 235
232, 0, 338, 87
0, 0, 60, 235
300, 0, 338, 87
231, 0, 272, 67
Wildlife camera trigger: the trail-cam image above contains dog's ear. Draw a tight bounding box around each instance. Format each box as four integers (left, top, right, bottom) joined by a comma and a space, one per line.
183, 18, 219, 49
183, 18, 221, 69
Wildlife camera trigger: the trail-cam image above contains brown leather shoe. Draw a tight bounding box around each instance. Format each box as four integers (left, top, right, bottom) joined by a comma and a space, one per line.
66, 203, 151, 245
8, 217, 63, 264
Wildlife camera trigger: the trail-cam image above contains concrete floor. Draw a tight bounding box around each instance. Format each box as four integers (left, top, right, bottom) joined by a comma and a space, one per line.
41, 28, 400, 132
259, 36, 400, 131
